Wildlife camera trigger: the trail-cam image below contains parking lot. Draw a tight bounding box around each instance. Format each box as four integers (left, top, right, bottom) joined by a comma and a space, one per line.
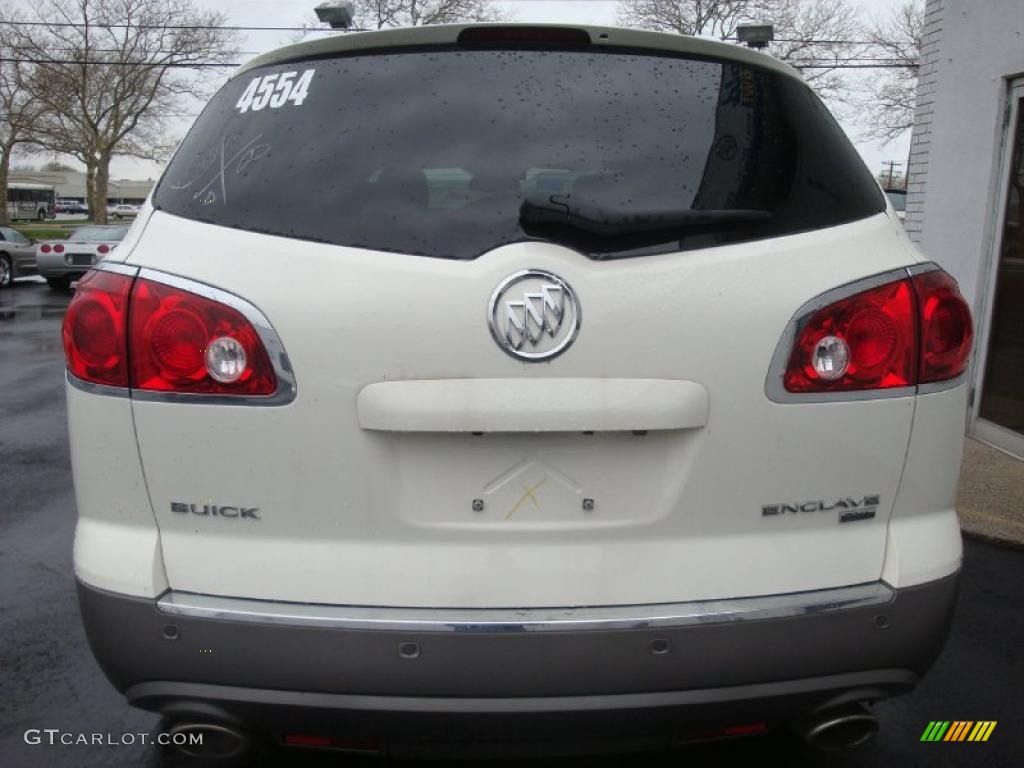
0, 278, 1021, 768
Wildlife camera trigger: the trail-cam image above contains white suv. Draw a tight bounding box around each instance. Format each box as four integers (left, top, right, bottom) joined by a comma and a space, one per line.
63, 24, 973, 760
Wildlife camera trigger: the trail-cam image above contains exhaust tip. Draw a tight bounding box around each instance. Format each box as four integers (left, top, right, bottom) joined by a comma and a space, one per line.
166, 722, 251, 761
798, 704, 879, 750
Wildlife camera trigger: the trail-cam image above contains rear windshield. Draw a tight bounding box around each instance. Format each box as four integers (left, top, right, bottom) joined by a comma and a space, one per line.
155, 47, 884, 260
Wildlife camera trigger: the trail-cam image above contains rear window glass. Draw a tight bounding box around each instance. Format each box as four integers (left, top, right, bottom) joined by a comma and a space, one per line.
155, 47, 884, 260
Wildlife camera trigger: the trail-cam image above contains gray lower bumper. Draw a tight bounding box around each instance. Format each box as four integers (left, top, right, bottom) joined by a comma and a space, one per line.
77, 574, 958, 748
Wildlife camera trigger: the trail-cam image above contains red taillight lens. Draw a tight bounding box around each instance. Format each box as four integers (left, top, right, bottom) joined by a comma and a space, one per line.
912, 270, 973, 383
53, 243, 64, 253
782, 268, 973, 394
784, 278, 917, 393
128, 278, 277, 395
40, 243, 52, 253
97, 244, 110, 255
62, 270, 133, 387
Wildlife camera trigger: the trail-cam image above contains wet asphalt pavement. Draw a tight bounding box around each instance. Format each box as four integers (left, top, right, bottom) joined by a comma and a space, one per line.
0, 279, 1021, 768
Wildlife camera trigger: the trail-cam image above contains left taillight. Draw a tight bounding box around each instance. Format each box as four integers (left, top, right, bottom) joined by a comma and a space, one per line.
61, 269, 133, 387
63, 269, 279, 397
128, 277, 277, 395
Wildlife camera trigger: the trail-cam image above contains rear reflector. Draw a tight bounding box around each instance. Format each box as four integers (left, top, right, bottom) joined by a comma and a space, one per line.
62, 269, 133, 387
678, 721, 769, 743
457, 26, 591, 45
129, 278, 277, 395
283, 733, 332, 748
282, 733, 380, 752
782, 267, 972, 394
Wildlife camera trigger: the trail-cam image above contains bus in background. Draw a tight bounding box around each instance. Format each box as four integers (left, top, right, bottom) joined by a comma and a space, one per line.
6, 183, 55, 221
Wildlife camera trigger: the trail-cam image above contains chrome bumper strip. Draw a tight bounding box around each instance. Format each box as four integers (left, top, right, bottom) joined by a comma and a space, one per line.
157, 582, 894, 633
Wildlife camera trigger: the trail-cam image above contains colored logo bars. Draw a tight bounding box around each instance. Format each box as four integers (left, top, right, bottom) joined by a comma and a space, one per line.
921, 721, 997, 742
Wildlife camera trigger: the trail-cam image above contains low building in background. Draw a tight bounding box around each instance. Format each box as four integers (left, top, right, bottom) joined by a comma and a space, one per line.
7, 169, 153, 206
907, 0, 1024, 460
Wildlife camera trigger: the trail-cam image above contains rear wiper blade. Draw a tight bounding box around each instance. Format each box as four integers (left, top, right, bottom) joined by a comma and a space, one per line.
520, 192, 771, 236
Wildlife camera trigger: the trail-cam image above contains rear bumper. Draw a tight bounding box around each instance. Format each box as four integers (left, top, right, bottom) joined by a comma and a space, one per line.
35, 252, 91, 278
77, 573, 958, 750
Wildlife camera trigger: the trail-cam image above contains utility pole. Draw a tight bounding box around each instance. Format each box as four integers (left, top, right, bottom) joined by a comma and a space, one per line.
881, 160, 904, 190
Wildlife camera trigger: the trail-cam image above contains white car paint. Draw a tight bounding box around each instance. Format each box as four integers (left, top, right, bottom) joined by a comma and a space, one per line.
69, 207, 964, 605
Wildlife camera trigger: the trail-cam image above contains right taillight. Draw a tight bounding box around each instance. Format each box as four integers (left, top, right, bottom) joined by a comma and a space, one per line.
911, 270, 974, 383
782, 267, 972, 394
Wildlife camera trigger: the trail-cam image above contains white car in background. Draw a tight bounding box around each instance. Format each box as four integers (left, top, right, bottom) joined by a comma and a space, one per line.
106, 203, 140, 219
63, 24, 973, 762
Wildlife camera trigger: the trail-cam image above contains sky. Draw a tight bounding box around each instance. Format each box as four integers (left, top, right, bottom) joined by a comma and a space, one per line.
19, 0, 913, 183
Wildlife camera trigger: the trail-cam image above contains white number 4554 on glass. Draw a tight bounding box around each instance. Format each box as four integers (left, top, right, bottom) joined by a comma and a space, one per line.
235, 69, 315, 114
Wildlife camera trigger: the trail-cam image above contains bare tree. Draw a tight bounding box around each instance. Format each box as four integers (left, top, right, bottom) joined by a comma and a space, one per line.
0, 6, 46, 225
615, 0, 760, 39
616, 0, 863, 101
852, 0, 922, 141
764, 0, 863, 101
356, 0, 507, 28
5, 0, 239, 223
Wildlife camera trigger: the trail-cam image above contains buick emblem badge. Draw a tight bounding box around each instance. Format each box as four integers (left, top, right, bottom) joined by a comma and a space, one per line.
488, 269, 581, 361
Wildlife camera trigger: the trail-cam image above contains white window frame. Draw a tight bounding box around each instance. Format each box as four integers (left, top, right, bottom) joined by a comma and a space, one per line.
971, 78, 1024, 459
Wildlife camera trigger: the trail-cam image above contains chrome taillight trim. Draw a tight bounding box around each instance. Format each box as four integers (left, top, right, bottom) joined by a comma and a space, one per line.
764, 262, 961, 404
157, 581, 894, 633
91, 261, 141, 278
69, 262, 297, 406
66, 370, 131, 398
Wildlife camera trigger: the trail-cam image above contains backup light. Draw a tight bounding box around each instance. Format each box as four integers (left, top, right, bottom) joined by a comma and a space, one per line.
812, 335, 849, 380
205, 336, 248, 383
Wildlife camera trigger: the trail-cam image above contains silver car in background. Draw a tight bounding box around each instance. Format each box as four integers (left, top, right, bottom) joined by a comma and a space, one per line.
0, 226, 39, 288
36, 225, 129, 290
